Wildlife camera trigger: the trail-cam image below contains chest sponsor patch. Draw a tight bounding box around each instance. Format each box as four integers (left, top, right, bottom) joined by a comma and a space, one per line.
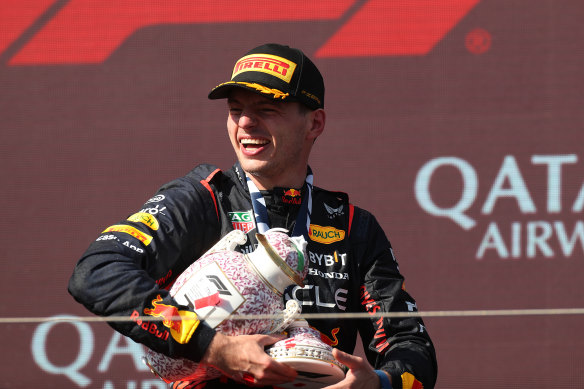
308, 224, 345, 244
229, 210, 255, 233
283, 188, 302, 204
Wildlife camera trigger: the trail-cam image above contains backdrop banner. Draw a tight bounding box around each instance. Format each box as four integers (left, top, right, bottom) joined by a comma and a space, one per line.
1, 1, 583, 388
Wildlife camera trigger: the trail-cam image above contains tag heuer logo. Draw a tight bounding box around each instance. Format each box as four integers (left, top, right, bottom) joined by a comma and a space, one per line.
229, 211, 255, 233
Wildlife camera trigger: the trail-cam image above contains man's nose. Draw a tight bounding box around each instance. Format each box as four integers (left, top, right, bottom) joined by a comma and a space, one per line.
238, 111, 256, 128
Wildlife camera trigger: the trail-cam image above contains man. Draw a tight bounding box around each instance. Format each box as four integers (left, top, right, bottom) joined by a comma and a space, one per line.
69, 43, 437, 389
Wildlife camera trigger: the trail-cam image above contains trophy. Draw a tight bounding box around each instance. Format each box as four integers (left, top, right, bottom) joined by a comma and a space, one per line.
143, 228, 345, 387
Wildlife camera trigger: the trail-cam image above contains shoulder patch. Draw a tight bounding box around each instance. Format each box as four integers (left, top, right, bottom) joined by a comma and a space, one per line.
127, 212, 159, 230
103, 224, 153, 245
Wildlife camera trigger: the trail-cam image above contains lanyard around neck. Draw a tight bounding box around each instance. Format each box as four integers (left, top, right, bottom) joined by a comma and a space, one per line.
245, 167, 313, 241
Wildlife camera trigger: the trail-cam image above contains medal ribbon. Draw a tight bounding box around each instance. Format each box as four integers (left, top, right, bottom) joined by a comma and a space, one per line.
245, 167, 313, 242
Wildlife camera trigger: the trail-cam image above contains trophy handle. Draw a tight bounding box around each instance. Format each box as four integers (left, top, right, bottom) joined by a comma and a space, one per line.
204, 230, 248, 255
271, 299, 302, 334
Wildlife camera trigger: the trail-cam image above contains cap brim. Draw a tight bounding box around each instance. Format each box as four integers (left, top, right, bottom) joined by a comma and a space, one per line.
207, 82, 235, 100
208, 81, 290, 101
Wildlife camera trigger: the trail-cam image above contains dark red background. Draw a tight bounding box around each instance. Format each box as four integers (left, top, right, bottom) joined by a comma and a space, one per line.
1, 1, 583, 388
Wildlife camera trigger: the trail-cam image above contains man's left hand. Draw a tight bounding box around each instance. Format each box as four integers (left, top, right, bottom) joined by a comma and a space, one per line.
322, 348, 382, 389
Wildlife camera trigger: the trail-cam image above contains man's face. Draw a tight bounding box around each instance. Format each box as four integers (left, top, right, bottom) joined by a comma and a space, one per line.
227, 88, 312, 188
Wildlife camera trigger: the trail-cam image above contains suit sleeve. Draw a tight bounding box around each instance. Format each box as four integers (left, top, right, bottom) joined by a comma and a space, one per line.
68, 168, 222, 361
352, 208, 438, 389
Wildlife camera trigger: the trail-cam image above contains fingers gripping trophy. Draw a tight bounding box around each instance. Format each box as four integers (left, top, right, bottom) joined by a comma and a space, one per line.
142, 228, 346, 387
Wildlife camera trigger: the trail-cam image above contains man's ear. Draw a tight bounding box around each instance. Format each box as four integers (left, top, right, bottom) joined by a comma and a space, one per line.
307, 109, 326, 141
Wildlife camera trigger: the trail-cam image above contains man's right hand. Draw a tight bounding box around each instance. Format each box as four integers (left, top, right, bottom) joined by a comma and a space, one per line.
200, 332, 298, 386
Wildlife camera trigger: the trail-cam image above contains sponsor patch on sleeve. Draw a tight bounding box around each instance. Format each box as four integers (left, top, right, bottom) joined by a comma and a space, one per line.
143, 295, 200, 344
103, 224, 153, 245
127, 212, 159, 230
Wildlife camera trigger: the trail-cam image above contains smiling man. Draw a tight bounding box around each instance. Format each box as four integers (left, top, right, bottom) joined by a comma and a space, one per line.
69, 43, 437, 389
225, 89, 324, 190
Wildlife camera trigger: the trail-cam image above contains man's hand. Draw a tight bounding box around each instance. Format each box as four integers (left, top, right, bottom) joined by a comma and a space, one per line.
323, 348, 383, 389
200, 332, 297, 386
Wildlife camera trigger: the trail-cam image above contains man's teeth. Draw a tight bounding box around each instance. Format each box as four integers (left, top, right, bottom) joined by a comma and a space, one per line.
241, 139, 269, 145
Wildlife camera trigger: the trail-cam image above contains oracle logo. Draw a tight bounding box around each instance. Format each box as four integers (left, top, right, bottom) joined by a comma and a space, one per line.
1, 0, 480, 65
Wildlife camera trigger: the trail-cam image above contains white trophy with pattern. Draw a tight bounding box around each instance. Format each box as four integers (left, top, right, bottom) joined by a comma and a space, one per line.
143, 228, 343, 386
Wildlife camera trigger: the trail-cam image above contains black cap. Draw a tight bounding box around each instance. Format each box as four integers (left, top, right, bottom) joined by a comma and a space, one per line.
208, 43, 324, 110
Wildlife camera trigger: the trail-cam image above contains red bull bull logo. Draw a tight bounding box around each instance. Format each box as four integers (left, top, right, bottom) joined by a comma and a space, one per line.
283, 188, 302, 204
144, 295, 200, 344
315, 327, 340, 346
144, 295, 182, 332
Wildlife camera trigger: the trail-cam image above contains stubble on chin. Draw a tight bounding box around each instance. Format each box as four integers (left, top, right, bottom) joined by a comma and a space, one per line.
238, 157, 267, 176
238, 158, 281, 184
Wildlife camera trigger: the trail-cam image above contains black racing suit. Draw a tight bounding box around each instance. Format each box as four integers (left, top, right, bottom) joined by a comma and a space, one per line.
68, 163, 437, 388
